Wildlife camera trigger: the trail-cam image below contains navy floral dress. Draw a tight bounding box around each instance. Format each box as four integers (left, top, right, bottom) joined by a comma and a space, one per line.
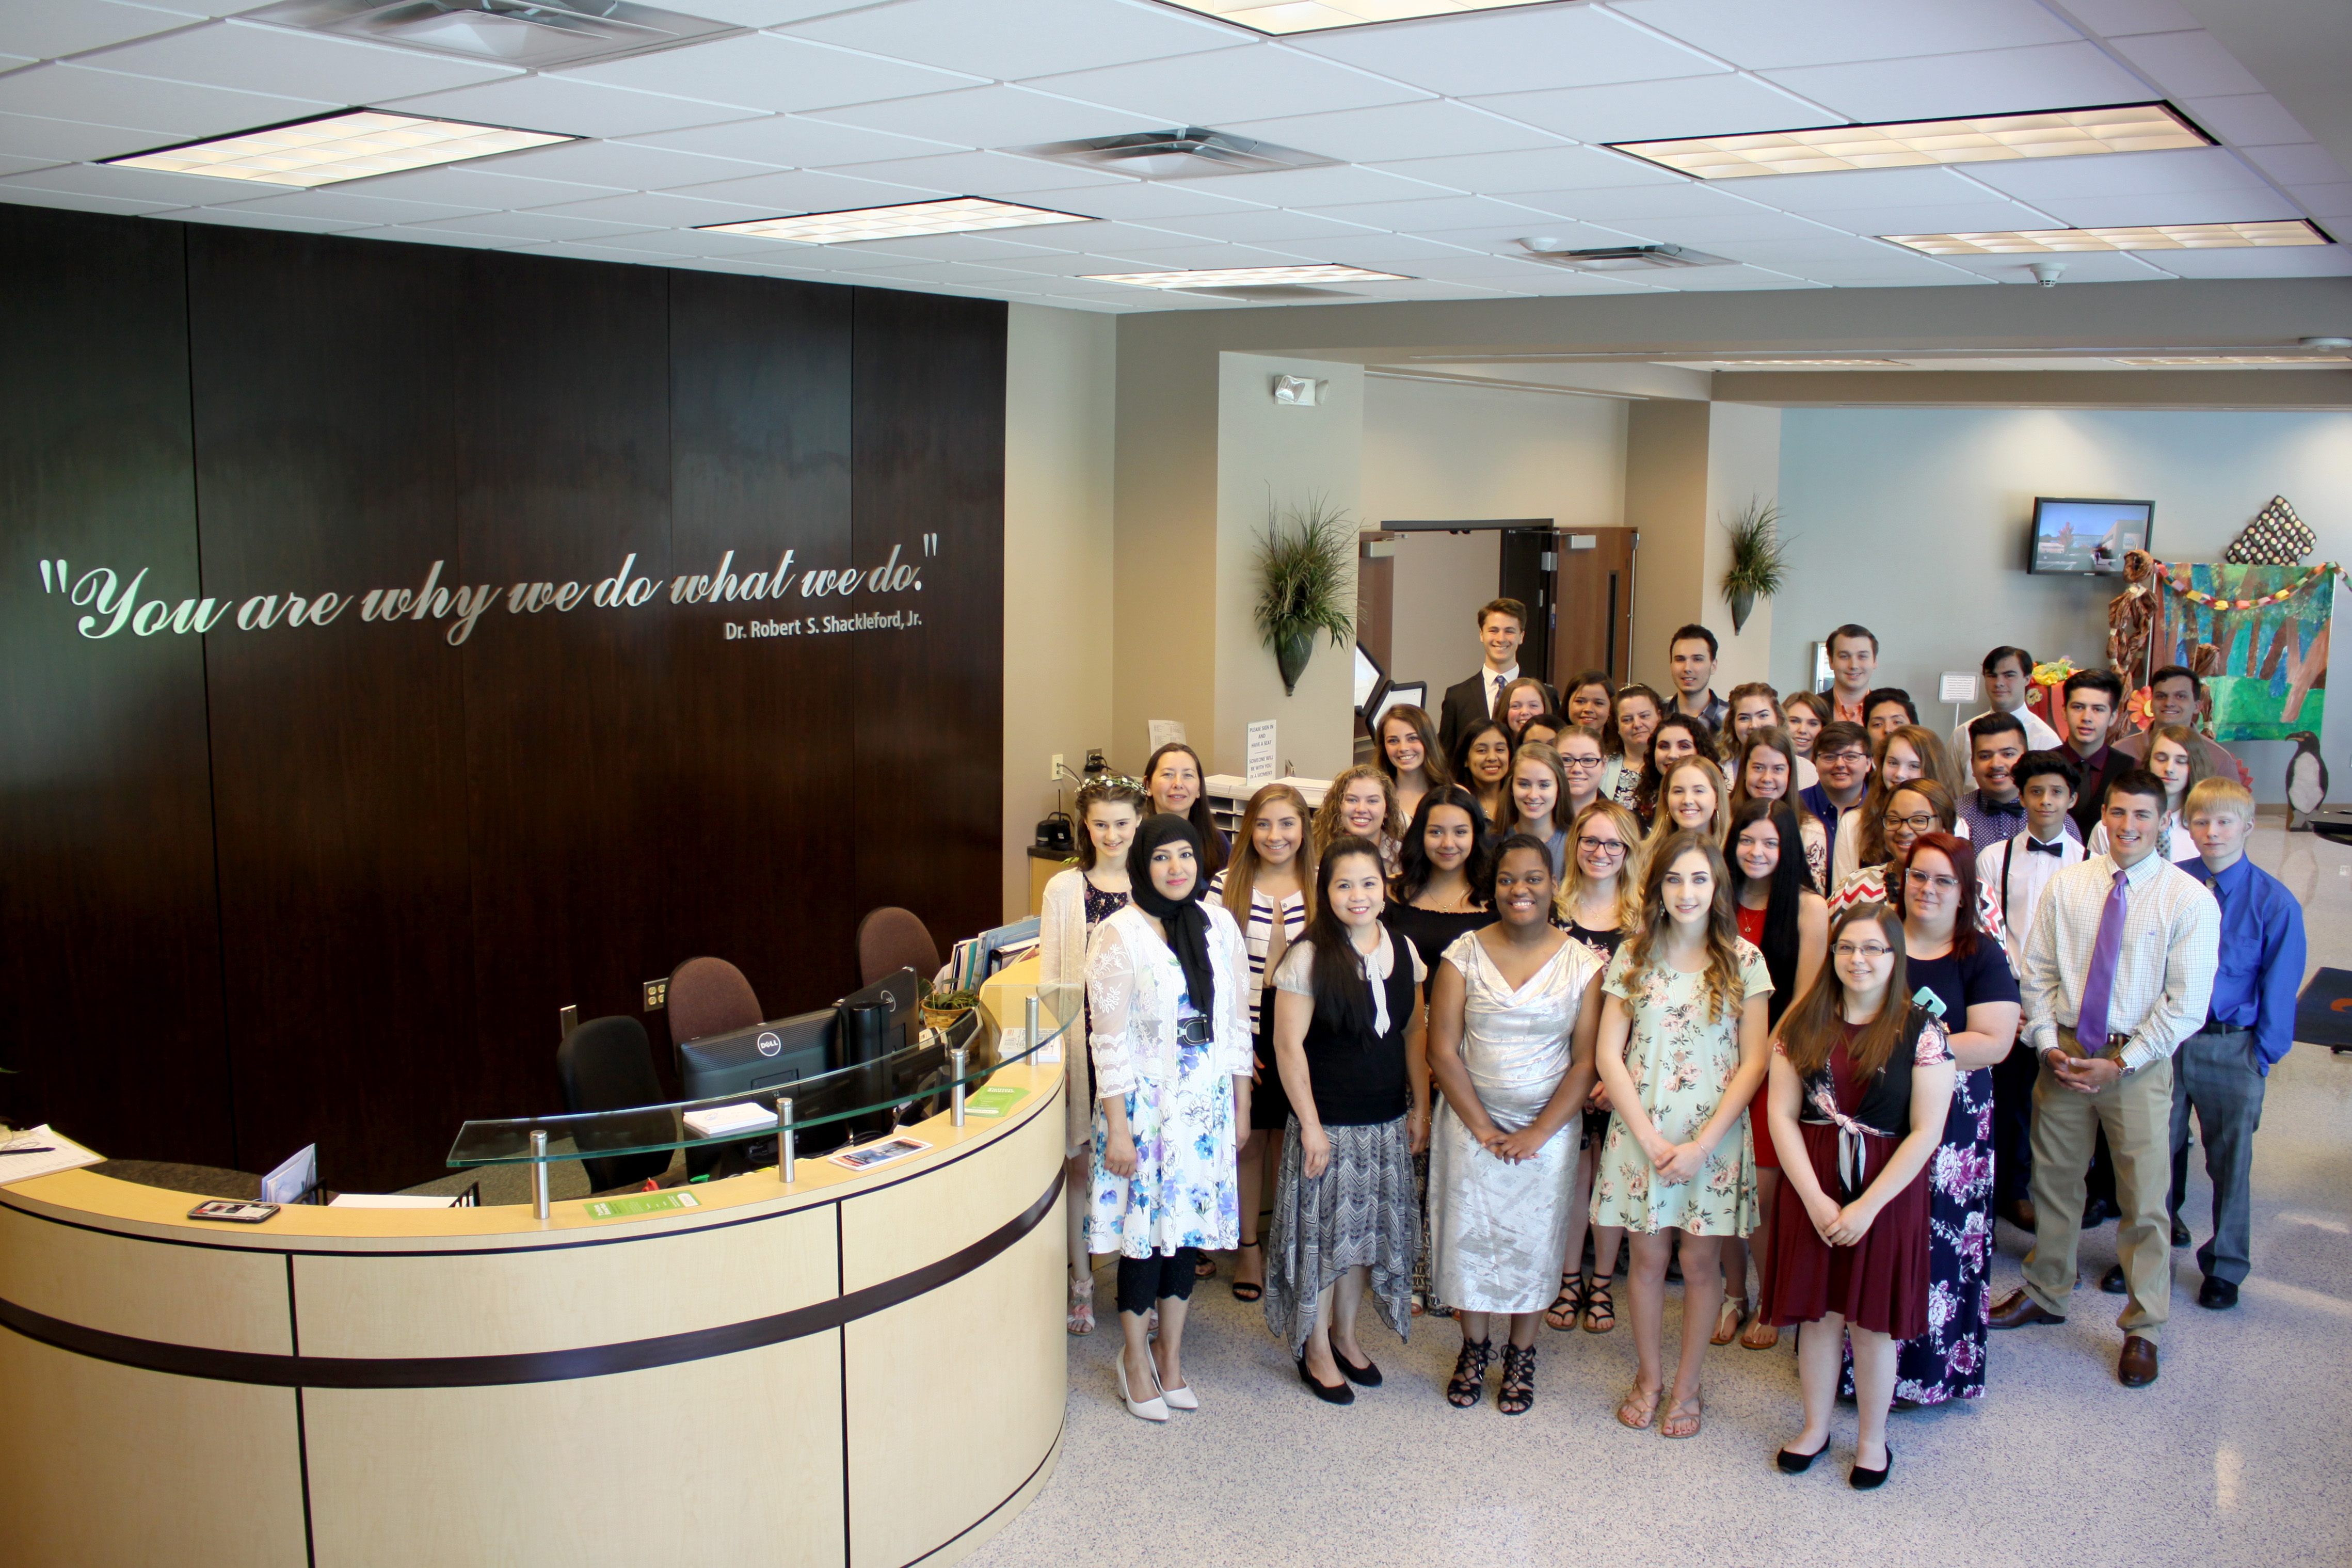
1844, 938, 2017, 1404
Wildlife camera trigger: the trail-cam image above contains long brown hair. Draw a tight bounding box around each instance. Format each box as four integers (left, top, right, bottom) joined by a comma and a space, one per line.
1622, 828, 1747, 1025
1779, 902, 1912, 1085
1222, 782, 1317, 925
1604, 683, 1662, 760
2143, 723, 2211, 807
1311, 765, 1399, 859
1143, 741, 1227, 875
1072, 776, 1148, 871
1497, 741, 1569, 838
1643, 753, 1730, 852
1375, 704, 1450, 790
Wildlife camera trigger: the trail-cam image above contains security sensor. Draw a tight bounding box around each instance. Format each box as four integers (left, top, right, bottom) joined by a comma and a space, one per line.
2029, 262, 2066, 287
1271, 374, 1326, 406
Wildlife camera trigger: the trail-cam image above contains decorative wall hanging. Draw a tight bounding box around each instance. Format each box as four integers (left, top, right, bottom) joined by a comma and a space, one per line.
2223, 495, 2315, 566
1717, 495, 1789, 634
1254, 495, 1355, 696
2154, 559, 2342, 741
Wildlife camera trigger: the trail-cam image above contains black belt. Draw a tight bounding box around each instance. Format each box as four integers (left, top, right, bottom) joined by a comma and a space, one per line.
2201, 1020, 2250, 1037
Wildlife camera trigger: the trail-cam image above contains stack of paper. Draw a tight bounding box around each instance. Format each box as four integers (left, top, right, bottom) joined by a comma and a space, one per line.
683, 1102, 776, 1139
0, 1126, 102, 1187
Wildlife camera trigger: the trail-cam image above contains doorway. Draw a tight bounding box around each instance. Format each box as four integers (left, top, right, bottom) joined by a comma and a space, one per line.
1549, 527, 1637, 691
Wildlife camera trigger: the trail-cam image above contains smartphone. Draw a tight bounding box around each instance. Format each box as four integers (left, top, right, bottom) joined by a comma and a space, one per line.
188, 1199, 281, 1224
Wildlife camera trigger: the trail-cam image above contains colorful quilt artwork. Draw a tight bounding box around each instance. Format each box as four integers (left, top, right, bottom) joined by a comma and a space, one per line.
2157, 563, 2337, 742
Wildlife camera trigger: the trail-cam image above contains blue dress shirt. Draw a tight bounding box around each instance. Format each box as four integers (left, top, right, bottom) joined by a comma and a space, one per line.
1799, 782, 1848, 860
2186, 855, 2307, 1074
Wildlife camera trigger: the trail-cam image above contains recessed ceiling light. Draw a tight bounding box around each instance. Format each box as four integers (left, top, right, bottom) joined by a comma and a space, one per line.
105, 110, 574, 188
1611, 102, 2208, 181
1151, 0, 1557, 35
2115, 355, 2352, 365
1885, 220, 2327, 255
1516, 241, 1732, 270
242, 0, 734, 69
1084, 263, 1410, 289
699, 198, 1092, 245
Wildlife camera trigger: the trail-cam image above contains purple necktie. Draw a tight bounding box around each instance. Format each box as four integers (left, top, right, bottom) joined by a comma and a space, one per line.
2075, 864, 2130, 1049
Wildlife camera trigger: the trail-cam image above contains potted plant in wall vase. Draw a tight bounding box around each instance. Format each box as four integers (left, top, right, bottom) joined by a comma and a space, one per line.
1718, 496, 1790, 634
1255, 496, 1356, 695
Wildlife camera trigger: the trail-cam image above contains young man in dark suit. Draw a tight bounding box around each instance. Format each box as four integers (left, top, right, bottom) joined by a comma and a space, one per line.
1438, 597, 1555, 759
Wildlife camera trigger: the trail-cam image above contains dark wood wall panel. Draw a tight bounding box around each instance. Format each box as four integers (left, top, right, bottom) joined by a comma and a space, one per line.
668, 271, 858, 1028
0, 209, 235, 1166
850, 290, 1005, 950
188, 228, 479, 1189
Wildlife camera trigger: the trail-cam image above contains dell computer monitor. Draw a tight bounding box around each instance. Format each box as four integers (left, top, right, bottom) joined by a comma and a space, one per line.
2029, 498, 2153, 576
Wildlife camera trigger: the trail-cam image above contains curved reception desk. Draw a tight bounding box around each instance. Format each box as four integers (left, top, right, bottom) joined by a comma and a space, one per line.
0, 974, 1075, 1568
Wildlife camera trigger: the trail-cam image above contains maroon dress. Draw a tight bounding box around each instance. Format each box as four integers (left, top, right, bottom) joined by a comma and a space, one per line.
1764, 1012, 1949, 1338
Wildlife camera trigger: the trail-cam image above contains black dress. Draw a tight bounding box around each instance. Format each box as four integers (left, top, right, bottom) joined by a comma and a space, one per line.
1567, 919, 1626, 1149
1385, 902, 1490, 998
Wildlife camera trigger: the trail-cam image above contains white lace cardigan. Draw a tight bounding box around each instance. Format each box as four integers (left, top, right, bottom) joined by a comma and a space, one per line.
1084, 901, 1252, 1100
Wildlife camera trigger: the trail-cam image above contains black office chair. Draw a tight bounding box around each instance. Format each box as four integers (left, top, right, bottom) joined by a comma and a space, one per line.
555, 1015, 674, 1193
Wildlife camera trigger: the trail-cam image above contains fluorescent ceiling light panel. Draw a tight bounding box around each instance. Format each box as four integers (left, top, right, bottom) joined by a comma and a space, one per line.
1151, 0, 1558, 35
2115, 355, 2351, 365
1885, 220, 2328, 255
106, 111, 574, 188
699, 198, 1091, 244
1084, 263, 1409, 288
1611, 103, 2208, 181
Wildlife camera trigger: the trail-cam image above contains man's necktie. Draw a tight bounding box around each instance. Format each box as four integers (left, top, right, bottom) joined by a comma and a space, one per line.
2074, 864, 2130, 1049
1492, 673, 1506, 716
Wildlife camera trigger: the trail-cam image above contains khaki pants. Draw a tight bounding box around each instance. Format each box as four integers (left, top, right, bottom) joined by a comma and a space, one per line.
2022, 1032, 2174, 1339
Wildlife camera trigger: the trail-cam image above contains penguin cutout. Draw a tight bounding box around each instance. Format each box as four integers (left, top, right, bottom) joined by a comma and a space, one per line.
2285, 730, 2328, 830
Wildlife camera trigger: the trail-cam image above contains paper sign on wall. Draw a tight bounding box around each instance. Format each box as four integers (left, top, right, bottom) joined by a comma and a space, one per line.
1938, 672, 1979, 704
1147, 719, 1186, 754
1246, 720, 1276, 782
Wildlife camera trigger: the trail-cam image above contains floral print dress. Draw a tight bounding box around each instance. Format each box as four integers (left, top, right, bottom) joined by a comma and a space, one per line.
1589, 941, 1772, 1237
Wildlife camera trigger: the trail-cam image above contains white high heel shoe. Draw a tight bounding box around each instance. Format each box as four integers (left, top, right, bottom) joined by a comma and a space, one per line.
1117, 1353, 1169, 1422
1151, 1356, 1199, 1412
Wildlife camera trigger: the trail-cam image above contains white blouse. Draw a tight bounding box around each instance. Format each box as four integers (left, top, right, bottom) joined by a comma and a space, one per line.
1084, 902, 1252, 1099
1272, 928, 1428, 1038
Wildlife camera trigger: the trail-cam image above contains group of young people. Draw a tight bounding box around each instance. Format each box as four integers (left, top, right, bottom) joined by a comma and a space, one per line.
1035, 600, 2306, 1490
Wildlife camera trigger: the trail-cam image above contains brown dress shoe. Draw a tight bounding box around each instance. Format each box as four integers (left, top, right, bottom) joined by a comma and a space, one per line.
2118, 1336, 2160, 1387
1988, 1288, 2066, 1329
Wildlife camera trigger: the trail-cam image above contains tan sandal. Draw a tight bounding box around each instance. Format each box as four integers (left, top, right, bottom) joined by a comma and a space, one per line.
1710, 1296, 1750, 1347
1739, 1315, 1780, 1351
1660, 1394, 1703, 1439
1614, 1382, 1662, 1431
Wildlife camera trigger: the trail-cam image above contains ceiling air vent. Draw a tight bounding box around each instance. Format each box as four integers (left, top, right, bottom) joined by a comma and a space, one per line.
1515, 241, 1734, 271
242, 0, 737, 69
1013, 128, 1335, 181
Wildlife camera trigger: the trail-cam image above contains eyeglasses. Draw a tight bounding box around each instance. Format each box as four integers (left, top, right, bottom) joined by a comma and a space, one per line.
1561, 755, 1605, 769
1819, 749, 1868, 764
1832, 943, 1894, 960
1577, 836, 1627, 855
1883, 812, 1939, 831
1903, 869, 1960, 891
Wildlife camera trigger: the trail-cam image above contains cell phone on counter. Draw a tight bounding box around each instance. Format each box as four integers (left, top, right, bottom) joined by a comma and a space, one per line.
187, 1199, 281, 1224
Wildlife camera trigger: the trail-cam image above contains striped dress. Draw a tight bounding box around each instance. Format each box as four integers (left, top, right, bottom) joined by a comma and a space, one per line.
1208, 871, 1310, 1132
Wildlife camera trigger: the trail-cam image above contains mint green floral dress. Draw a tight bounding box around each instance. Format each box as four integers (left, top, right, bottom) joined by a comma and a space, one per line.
1589, 941, 1771, 1237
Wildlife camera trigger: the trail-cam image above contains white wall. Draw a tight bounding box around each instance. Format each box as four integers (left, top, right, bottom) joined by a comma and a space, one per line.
1701, 403, 1783, 693
1772, 407, 2352, 802
1002, 304, 1116, 919
1361, 375, 1628, 695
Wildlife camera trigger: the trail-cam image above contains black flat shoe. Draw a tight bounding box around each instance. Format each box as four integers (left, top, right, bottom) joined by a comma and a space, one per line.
1850, 1446, 1893, 1490
1297, 1354, 1354, 1405
2198, 1276, 2240, 1310
2170, 1217, 2192, 1247
2099, 1263, 2126, 1294
1777, 1438, 1830, 1474
1335, 1350, 1382, 1387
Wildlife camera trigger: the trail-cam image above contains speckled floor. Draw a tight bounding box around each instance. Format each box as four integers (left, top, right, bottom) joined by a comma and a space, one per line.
967, 820, 2352, 1568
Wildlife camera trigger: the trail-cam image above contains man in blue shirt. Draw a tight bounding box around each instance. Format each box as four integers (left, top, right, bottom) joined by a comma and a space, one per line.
1799, 719, 1871, 873
2170, 777, 2306, 1310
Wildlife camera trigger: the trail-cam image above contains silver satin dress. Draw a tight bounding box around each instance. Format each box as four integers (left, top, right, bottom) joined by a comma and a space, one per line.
1429, 932, 1603, 1314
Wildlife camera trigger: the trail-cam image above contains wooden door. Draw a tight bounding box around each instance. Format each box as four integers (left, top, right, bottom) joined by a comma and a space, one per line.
1550, 527, 1637, 690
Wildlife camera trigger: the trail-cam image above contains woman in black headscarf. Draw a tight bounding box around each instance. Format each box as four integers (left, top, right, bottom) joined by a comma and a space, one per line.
1082, 812, 1254, 1422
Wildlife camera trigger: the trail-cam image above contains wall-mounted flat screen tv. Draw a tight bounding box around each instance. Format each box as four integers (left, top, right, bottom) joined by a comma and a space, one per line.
2028, 497, 2153, 575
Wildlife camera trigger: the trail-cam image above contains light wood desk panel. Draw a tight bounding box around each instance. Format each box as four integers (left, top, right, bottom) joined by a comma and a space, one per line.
0, 1198, 294, 1354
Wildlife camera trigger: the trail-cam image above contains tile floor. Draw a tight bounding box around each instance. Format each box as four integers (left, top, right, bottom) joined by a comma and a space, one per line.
967, 821, 2352, 1568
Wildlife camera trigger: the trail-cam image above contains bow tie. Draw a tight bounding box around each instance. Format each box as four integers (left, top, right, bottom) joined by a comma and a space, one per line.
2025, 837, 2066, 856
1980, 796, 2025, 816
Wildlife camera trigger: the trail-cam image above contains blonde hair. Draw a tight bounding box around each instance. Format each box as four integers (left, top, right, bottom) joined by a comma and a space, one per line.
1222, 783, 1318, 925
1644, 754, 1731, 852
1312, 765, 1401, 860
2184, 775, 2253, 821
1556, 799, 1646, 934
1623, 830, 1748, 1025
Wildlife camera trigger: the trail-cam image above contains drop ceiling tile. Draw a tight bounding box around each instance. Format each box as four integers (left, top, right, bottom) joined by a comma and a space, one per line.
1293, 231, 1502, 262
161, 203, 367, 232
1066, 240, 1320, 267
2059, 0, 2195, 35
970, 216, 1198, 251
558, 34, 978, 114
206, 188, 492, 223
334, 164, 629, 207
1299, 193, 1558, 232
979, 179, 1266, 221
1820, 199, 2063, 234
1024, 45, 1431, 126
2024, 189, 2304, 227
1214, 101, 1564, 165
835, 260, 1042, 286
2106, 29, 2266, 98
2179, 94, 2310, 150
1498, 181, 1754, 221
1290, 6, 1714, 97
0, 61, 332, 136
520, 189, 777, 226
1465, 73, 1829, 145
1932, 250, 2170, 283
0, 152, 61, 175
2147, 245, 2352, 279
461, 138, 783, 189
664, 166, 951, 209
1123, 207, 1382, 243
1959, 145, 2266, 201
541, 224, 785, 257
1689, 234, 1919, 263
1759, 42, 2148, 123
1331, 278, 1521, 300
954, 249, 1172, 276
0, 157, 258, 204
380, 75, 765, 139
1601, 209, 1845, 243
814, 149, 1132, 194
1611, 0, 2078, 70
366, 223, 537, 248
2246, 145, 2345, 188
655, 0, 872, 28
1, 54, 33, 69
2287, 183, 2352, 219
1633, 264, 1823, 291
813, 230, 1071, 262
1777, 252, 1977, 282
1366, 145, 1678, 195
3, 0, 207, 60
0, 180, 171, 212
804, 84, 1169, 147
620, 114, 955, 165
0, 108, 167, 160
1412, 219, 1647, 252
1154, 163, 1447, 207
404, 210, 665, 241
79, 19, 515, 101
781, 0, 1236, 81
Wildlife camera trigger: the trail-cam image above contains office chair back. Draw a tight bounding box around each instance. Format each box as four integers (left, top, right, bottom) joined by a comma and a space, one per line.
667, 956, 762, 1047
856, 906, 940, 989
555, 1015, 673, 1193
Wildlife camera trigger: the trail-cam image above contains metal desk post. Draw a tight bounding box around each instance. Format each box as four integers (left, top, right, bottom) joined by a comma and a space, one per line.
777, 1096, 795, 1185
950, 1046, 968, 1127
529, 1128, 549, 1220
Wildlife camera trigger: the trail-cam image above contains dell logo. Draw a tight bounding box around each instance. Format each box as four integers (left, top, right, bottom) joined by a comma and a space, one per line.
756, 1031, 781, 1058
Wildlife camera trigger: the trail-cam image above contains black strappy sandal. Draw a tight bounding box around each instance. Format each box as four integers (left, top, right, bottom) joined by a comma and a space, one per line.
1497, 1342, 1538, 1416
1230, 1238, 1263, 1302
1582, 1280, 1617, 1334
1445, 1338, 1494, 1408
1543, 1273, 1586, 1332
